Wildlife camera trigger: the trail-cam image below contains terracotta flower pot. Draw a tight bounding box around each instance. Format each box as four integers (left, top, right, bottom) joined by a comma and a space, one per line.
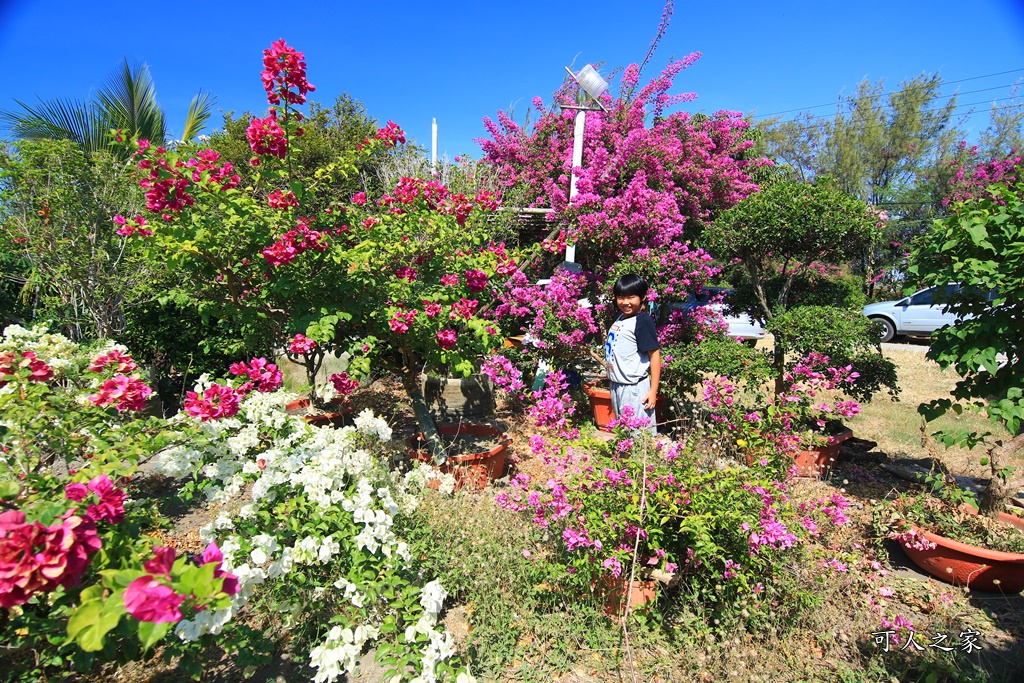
792, 428, 853, 477
408, 423, 511, 492
596, 573, 658, 616
284, 398, 352, 428
901, 507, 1024, 593
583, 382, 667, 432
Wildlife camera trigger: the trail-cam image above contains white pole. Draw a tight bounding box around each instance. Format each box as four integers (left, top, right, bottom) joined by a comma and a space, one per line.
431, 118, 438, 173
566, 109, 585, 264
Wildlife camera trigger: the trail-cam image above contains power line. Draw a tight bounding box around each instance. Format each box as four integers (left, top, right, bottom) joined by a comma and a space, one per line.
752, 68, 1024, 120
756, 98, 1024, 137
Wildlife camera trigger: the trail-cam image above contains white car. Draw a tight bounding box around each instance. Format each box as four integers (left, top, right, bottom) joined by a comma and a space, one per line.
661, 287, 766, 347
861, 284, 996, 343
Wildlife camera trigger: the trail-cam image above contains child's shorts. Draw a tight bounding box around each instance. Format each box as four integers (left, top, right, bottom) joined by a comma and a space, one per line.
609, 377, 657, 435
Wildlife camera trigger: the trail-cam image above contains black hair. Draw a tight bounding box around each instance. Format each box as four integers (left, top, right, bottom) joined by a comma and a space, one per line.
613, 273, 648, 298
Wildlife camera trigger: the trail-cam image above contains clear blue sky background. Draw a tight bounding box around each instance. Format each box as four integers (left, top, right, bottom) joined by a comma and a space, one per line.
1, 0, 1023, 158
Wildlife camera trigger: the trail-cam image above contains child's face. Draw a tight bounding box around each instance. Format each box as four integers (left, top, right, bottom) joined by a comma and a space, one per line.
615, 293, 643, 316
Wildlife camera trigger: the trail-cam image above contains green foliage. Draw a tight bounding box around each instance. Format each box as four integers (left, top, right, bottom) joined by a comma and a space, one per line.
766, 306, 899, 403
910, 171, 1024, 438
705, 180, 877, 320
660, 334, 772, 401
727, 267, 867, 321
0, 139, 155, 339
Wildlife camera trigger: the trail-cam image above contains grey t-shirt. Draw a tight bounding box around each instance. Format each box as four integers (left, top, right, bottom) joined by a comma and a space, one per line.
605, 313, 659, 385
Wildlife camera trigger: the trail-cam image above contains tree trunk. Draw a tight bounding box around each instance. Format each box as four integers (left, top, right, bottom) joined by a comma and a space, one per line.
978, 433, 1024, 518
402, 370, 447, 464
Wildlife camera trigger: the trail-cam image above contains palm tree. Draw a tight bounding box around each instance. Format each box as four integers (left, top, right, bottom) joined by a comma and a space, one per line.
0, 59, 214, 156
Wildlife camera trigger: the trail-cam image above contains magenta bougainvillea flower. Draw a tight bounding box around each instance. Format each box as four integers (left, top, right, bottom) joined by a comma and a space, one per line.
183, 383, 241, 422
0, 510, 101, 608
65, 474, 127, 525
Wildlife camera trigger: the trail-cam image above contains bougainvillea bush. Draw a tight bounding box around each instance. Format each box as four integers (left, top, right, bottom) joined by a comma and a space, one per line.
494, 417, 856, 626
478, 54, 770, 273
0, 324, 475, 682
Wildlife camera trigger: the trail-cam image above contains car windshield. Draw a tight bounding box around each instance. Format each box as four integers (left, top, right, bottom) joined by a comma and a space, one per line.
908, 284, 957, 306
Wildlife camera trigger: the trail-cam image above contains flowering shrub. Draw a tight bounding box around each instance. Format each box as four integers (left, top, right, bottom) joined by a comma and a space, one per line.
699, 352, 862, 474
494, 425, 851, 623
155, 360, 475, 682
479, 58, 767, 272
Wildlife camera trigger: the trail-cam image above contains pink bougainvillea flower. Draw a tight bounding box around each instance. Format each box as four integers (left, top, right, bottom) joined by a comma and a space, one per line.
464, 269, 488, 292
436, 329, 457, 350
143, 546, 177, 577
88, 375, 153, 412
0, 351, 54, 386
261, 39, 315, 106
88, 349, 138, 374
246, 110, 288, 158
440, 274, 459, 286
329, 372, 359, 396
200, 542, 239, 596
351, 191, 367, 205
123, 575, 185, 623
183, 383, 241, 422
375, 121, 405, 146
229, 357, 282, 393
267, 189, 298, 209
289, 334, 317, 354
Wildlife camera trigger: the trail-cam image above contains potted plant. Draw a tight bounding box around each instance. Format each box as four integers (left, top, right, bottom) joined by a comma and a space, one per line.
700, 352, 862, 478
873, 492, 1024, 593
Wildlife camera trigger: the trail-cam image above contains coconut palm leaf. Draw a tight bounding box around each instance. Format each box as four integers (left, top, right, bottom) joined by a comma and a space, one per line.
0, 97, 107, 155
179, 90, 215, 142
95, 59, 166, 144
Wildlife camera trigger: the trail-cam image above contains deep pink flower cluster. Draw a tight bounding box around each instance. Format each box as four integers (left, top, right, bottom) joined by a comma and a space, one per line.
464, 269, 488, 293
183, 383, 241, 422
943, 145, 1023, 207
449, 298, 478, 320
135, 144, 238, 220
261, 39, 316, 106
261, 216, 329, 267
65, 474, 127, 524
289, 334, 317, 354
479, 57, 766, 267
329, 372, 359, 396
112, 214, 153, 238
88, 375, 153, 412
228, 357, 283, 393
267, 189, 299, 209
440, 274, 459, 286
0, 510, 101, 608
375, 120, 406, 146
88, 349, 138, 374
481, 354, 527, 396
394, 266, 417, 282
389, 309, 417, 334
435, 329, 457, 350
0, 350, 54, 386
744, 484, 799, 554
889, 528, 936, 552
124, 543, 239, 624
247, 110, 289, 158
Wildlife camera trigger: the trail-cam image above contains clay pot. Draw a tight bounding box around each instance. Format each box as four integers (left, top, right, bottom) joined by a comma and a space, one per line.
284, 398, 352, 428
596, 573, 658, 616
408, 423, 511, 492
583, 382, 667, 432
901, 507, 1024, 593
792, 429, 853, 477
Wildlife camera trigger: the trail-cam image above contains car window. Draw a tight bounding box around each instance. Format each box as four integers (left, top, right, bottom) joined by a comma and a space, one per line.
909, 284, 956, 306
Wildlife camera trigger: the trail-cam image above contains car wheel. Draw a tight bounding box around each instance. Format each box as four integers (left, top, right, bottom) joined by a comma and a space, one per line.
872, 317, 897, 343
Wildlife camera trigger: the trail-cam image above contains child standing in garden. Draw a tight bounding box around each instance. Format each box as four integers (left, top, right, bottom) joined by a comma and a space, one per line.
605, 274, 661, 435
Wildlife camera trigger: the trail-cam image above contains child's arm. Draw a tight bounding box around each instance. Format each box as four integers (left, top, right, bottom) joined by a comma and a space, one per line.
643, 348, 661, 410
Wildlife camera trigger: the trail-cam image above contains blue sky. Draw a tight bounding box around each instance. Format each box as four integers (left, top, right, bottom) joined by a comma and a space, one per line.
1, 0, 1023, 158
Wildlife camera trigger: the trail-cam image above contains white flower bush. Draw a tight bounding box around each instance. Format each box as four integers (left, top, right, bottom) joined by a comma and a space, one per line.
159, 382, 473, 682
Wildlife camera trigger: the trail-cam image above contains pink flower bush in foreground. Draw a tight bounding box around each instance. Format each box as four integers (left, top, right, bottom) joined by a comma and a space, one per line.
65, 474, 128, 525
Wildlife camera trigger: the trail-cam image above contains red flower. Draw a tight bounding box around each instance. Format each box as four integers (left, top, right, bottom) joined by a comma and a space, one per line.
267, 189, 298, 209
246, 110, 288, 158
88, 349, 138, 374
436, 329, 457, 350
0, 351, 54, 386
329, 372, 359, 396
375, 121, 406, 146
261, 39, 316, 106
465, 269, 488, 292
0, 511, 101, 608
229, 357, 283, 392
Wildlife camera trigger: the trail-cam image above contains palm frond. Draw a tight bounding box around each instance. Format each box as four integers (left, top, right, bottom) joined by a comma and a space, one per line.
96, 59, 165, 143
179, 90, 216, 141
0, 97, 106, 154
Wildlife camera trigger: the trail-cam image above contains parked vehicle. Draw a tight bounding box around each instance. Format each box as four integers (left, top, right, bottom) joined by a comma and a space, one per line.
861, 284, 997, 343
659, 287, 766, 347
